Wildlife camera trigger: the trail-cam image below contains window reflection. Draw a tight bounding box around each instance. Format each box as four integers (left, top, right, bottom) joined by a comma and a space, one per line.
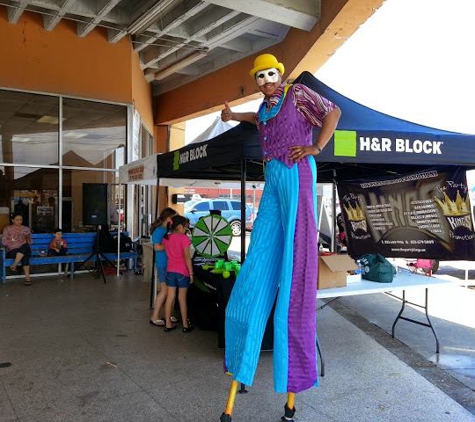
62, 99, 126, 169
0, 91, 128, 240
62, 169, 117, 231
0, 91, 59, 165
141, 126, 153, 157
0, 165, 59, 233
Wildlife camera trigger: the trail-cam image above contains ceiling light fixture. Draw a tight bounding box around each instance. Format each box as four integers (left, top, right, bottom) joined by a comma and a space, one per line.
37, 115, 67, 124
64, 132, 88, 139
153, 49, 208, 81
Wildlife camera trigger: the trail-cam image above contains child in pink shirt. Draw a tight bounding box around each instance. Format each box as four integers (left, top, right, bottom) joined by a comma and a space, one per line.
162, 215, 194, 333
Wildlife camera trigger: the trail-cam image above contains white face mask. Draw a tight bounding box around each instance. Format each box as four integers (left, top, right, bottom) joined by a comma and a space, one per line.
255, 68, 280, 86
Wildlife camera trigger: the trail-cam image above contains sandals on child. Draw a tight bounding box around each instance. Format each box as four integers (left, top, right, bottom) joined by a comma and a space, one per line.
182, 320, 195, 333
149, 316, 178, 327
149, 319, 165, 327
24, 279, 31, 286
163, 325, 177, 332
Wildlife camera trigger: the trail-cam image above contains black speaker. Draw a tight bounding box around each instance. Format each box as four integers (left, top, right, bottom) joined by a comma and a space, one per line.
83, 183, 110, 226
171, 194, 186, 204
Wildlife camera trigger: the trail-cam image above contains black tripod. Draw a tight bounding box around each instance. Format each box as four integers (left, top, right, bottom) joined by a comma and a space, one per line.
73, 225, 117, 284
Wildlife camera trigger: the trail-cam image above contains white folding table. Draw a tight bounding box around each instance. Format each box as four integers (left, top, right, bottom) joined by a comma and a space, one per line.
315, 271, 463, 376
318, 270, 457, 298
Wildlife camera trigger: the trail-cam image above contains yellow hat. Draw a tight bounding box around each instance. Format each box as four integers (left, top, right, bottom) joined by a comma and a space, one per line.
249, 54, 285, 78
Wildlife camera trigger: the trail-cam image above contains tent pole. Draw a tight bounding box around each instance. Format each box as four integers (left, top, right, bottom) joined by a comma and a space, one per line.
150, 182, 160, 309
117, 183, 121, 277
332, 171, 337, 253
151, 185, 160, 308
240, 160, 246, 263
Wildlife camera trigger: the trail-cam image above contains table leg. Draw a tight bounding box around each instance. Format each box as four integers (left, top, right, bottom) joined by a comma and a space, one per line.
316, 299, 336, 377
390, 288, 440, 353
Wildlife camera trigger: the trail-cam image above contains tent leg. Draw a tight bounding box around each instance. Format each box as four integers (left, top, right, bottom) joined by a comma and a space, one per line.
240, 159, 247, 263
150, 184, 160, 309
117, 183, 122, 277
332, 174, 337, 253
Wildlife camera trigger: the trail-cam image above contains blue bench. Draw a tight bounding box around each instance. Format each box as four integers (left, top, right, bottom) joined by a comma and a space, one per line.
0, 232, 137, 283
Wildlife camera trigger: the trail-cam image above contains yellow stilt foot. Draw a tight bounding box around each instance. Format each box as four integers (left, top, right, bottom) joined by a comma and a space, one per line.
287, 393, 295, 411
220, 379, 238, 421
281, 393, 296, 422
220, 413, 232, 422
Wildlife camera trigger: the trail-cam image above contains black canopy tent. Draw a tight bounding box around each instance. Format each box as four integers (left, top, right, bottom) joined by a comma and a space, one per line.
157, 72, 475, 260
295, 71, 475, 182
158, 121, 265, 261
158, 71, 475, 182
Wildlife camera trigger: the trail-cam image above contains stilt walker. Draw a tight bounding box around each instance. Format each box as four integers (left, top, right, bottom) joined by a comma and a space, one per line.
219, 54, 342, 421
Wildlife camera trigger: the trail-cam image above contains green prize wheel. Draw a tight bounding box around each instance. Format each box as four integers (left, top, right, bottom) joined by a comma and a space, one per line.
192, 214, 233, 258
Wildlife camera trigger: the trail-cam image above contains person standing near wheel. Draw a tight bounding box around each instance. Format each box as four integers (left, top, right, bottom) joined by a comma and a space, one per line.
219, 53, 341, 421
149, 207, 177, 327
163, 215, 195, 333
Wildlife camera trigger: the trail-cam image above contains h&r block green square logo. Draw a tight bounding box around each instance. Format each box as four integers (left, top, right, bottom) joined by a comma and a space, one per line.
334, 130, 357, 157
173, 151, 180, 170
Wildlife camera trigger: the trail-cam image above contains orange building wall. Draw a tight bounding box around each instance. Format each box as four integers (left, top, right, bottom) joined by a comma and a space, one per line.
154, 125, 169, 153
0, 7, 133, 104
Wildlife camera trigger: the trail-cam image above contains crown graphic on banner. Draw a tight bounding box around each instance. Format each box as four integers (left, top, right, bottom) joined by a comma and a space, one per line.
434, 191, 470, 216
343, 202, 365, 221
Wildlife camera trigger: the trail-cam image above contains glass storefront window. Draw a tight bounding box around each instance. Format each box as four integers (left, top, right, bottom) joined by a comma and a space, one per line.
131, 124, 154, 238
0, 90, 129, 235
62, 169, 117, 231
0, 165, 59, 234
0, 91, 59, 166
0, 89, 131, 281
141, 125, 153, 157
62, 98, 126, 169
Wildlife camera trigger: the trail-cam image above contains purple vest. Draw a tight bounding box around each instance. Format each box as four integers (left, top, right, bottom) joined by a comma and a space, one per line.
259, 86, 313, 168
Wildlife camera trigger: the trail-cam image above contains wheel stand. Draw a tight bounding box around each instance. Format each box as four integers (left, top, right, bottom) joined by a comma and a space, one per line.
72, 226, 118, 284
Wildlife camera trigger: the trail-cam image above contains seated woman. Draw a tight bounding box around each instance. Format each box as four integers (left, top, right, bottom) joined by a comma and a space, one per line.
2, 212, 32, 285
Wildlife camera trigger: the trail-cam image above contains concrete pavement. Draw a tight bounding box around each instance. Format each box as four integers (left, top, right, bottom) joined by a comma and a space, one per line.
0, 262, 473, 421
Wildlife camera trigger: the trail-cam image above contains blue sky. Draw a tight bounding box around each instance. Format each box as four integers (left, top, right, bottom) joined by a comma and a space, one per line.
186, 0, 475, 143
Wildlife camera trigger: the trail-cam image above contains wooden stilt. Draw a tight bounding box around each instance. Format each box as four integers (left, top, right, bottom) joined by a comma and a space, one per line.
281, 392, 296, 421
287, 392, 295, 410
220, 379, 239, 421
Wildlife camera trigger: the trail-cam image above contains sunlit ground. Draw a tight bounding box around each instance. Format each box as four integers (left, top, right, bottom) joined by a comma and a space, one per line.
228, 237, 475, 330
384, 278, 475, 330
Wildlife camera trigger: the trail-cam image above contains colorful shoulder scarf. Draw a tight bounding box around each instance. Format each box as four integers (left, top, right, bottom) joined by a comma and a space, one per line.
257, 84, 292, 124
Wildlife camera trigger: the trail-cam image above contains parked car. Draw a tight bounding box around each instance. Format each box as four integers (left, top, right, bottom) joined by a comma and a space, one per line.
183, 199, 199, 210
185, 199, 252, 236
